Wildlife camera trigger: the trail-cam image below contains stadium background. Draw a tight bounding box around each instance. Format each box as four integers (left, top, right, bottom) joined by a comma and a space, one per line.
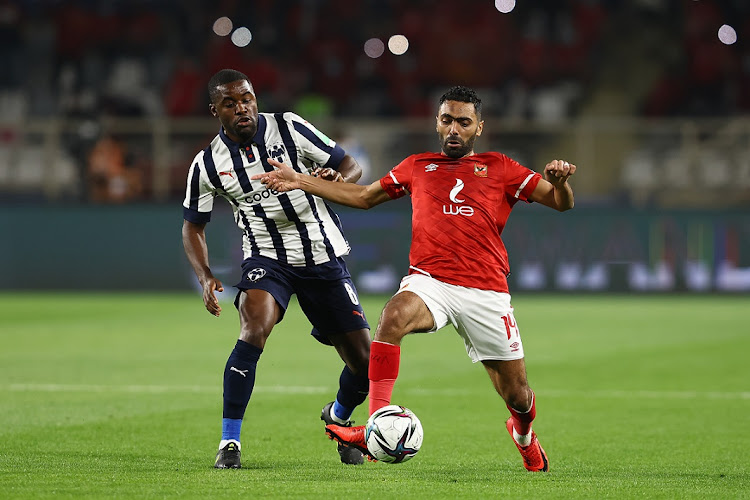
1, 0, 749, 294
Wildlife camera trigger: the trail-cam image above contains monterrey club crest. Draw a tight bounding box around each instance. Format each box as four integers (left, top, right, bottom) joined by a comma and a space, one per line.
246, 268, 267, 282
268, 143, 286, 164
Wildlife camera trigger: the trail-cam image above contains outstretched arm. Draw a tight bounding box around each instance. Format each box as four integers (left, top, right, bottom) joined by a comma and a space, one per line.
311, 154, 362, 183
334, 154, 362, 183
253, 158, 392, 209
528, 159, 576, 212
182, 219, 224, 317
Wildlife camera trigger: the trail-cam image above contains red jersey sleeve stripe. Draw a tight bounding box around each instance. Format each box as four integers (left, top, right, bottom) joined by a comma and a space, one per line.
514, 172, 541, 199
379, 171, 409, 199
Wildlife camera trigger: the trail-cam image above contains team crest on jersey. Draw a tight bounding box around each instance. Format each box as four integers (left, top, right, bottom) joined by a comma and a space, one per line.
474, 162, 488, 177
268, 143, 287, 164
246, 268, 266, 282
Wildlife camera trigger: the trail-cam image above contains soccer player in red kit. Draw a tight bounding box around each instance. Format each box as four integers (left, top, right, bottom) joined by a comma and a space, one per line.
253, 86, 576, 472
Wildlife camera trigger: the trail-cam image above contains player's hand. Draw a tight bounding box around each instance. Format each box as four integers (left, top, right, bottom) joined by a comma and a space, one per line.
544, 159, 576, 187
311, 167, 344, 182
251, 158, 300, 192
201, 277, 224, 317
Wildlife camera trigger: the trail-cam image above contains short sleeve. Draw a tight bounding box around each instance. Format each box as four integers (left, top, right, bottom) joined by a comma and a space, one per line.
505, 156, 542, 202
379, 155, 415, 199
289, 113, 346, 169
182, 150, 215, 222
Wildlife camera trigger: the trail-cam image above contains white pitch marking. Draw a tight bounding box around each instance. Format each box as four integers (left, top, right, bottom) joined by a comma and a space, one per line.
4, 383, 328, 395
2, 384, 748, 400
406, 387, 750, 400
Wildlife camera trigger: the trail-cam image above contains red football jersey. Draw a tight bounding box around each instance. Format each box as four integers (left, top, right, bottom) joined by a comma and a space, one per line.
379, 152, 542, 292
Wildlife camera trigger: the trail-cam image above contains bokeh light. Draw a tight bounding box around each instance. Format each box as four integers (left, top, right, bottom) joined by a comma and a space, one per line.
364, 38, 385, 58
388, 35, 409, 55
231, 27, 252, 47
495, 0, 516, 14
212, 17, 233, 36
718, 24, 737, 45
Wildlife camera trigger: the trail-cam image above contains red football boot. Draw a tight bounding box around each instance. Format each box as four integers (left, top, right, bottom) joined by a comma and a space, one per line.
506, 418, 549, 472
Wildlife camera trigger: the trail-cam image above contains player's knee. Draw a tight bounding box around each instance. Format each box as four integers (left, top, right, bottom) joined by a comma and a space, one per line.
238, 327, 271, 349
504, 385, 533, 412
375, 311, 412, 343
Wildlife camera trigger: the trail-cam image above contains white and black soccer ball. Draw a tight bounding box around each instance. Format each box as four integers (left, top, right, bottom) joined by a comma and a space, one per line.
365, 405, 423, 463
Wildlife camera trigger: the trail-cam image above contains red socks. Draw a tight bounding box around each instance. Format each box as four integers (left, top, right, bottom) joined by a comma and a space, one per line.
368, 340, 537, 442
507, 390, 536, 435
368, 341, 400, 415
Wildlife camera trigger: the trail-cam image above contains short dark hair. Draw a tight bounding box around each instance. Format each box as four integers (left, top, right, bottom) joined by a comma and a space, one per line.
208, 69, 250, 103
439, 86, 482, 116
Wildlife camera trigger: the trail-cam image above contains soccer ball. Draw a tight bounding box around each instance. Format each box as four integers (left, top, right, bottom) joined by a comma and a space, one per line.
365, 405, 423, 463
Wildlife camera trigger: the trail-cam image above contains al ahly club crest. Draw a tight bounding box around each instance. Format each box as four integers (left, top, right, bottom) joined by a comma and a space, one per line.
474, 162, 488, 177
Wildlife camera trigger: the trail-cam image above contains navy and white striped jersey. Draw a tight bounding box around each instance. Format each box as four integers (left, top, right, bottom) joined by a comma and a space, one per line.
183, 112, 351, 267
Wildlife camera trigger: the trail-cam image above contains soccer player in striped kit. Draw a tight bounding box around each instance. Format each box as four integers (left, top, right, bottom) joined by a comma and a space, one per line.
253, 86, 577, 472
182, 69, 371, 468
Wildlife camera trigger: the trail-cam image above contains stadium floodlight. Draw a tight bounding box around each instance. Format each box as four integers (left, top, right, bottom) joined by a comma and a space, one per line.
213, 17, 233, 36
495, 0, 516, 13
231, 27, 252, 47
388, 35, 409, 56
718, 24, 737, 45
364, 38, 385, 58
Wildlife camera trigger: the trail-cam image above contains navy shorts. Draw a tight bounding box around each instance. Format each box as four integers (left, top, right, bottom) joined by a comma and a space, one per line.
233, 255, 369, 345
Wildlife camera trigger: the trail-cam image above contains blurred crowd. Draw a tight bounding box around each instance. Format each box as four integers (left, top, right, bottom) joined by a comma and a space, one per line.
0, 0, 600, 121
0, 0, 748, 204
642, 0, 750, 117
1, 0, 745, 121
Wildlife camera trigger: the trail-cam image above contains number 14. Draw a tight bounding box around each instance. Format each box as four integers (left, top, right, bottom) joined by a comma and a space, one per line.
502, 313, 519, 340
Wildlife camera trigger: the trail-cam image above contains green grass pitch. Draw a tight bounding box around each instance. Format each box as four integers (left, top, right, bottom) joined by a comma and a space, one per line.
1, 292, 748, 499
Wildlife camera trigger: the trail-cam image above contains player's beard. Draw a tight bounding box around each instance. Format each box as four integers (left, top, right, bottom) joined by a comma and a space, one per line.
440, 134, 476, 158
233, 127, 256, 143
232, 119, 257, 143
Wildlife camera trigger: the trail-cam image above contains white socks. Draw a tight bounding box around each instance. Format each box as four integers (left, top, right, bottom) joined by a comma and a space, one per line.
219, 439, 241, 450
513, 428, 532, 447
